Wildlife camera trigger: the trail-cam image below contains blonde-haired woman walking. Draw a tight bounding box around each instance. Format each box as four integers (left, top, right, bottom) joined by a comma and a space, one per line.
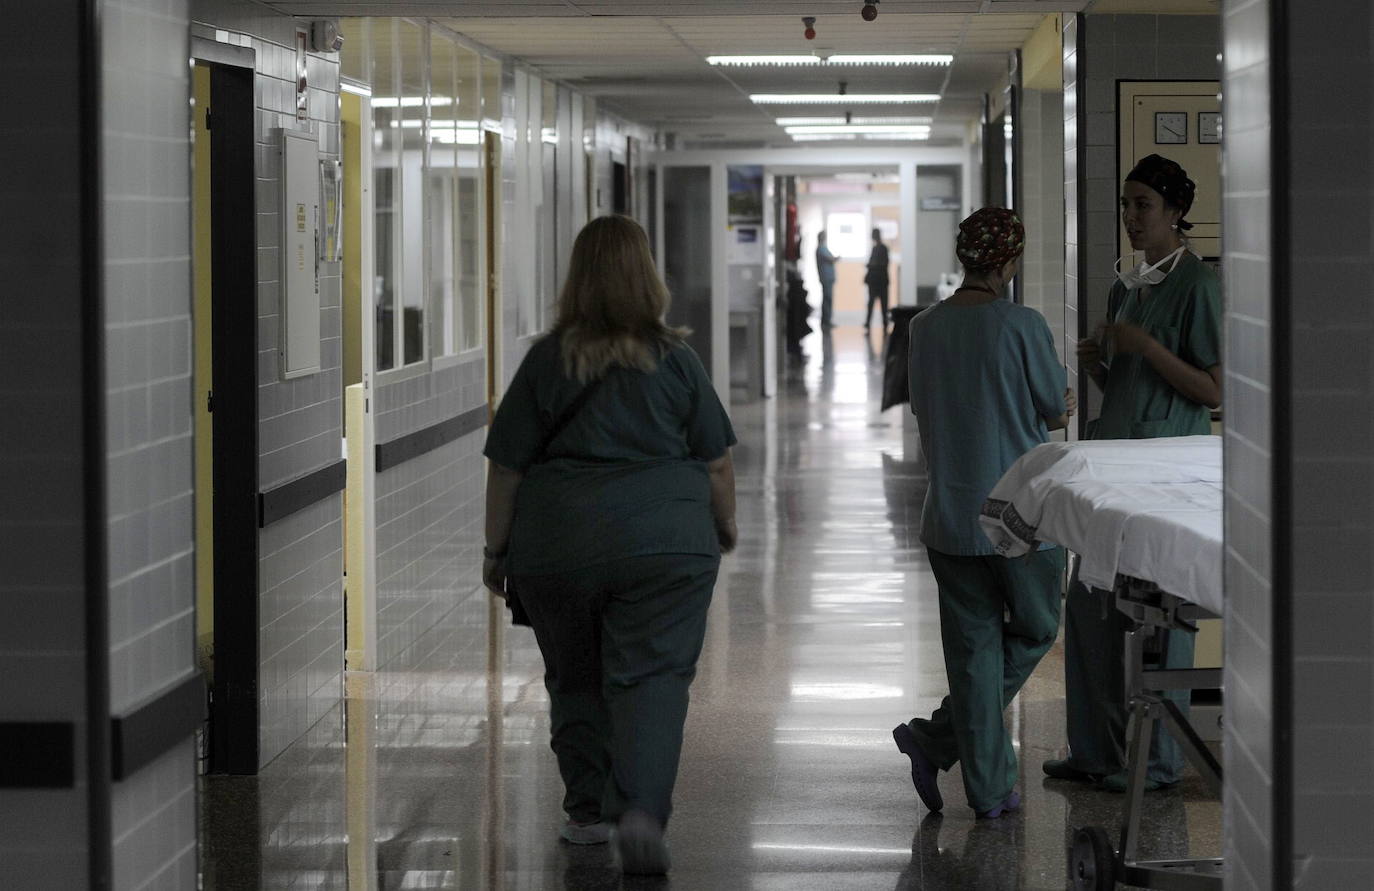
483, 215, 737, 875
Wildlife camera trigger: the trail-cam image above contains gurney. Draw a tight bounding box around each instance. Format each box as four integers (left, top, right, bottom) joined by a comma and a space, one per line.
981, 436, 1223, 891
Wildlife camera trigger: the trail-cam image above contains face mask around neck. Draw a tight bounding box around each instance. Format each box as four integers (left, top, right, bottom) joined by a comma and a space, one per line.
1115, 246, 1185, 290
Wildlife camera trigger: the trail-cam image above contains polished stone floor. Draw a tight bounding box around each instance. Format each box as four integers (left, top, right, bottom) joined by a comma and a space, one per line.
201, 325, 1221, 890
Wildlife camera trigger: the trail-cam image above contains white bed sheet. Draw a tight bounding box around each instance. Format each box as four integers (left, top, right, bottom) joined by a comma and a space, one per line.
981, 437, 1223, 615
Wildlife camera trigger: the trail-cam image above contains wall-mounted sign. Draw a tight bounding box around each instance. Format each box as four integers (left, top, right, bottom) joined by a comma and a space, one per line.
920, 196, 961, 211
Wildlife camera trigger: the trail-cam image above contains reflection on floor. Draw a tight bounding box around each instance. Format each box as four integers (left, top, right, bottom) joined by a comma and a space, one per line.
200, 324, 1221, 890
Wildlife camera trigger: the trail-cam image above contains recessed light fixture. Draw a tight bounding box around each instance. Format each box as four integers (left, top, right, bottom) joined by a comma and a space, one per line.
371, 96, 456, 108
707, 55, 820, 66
785, 124, 931, 135
751, 93, 939, 104
775, 116, 934, 126
789, 133, 860, 142
826, 54, 952, 65
708, 54, 951, 67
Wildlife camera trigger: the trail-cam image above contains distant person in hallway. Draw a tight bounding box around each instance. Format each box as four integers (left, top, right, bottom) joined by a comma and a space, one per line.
1047, 153, 1221, 794
864, 227, 891, 332
815, 230, 837, 328
893, 207, 1075, 819
482, 215, 738, 876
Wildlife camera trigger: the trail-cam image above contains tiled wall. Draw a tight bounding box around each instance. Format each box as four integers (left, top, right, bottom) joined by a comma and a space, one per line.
104, 0, 202, 886
1019, 87, 1067, 363
1221, 0, 1276, 887
1071, 14, 1221, 421
0, 4, 93, 885
4, 0, 201, 884
1280, 1, 1374, 884
192, 0, 347, 769
374, 367, 486, 672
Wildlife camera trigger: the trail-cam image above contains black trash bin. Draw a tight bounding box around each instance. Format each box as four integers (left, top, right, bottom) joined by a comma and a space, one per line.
881, 305, 926, 412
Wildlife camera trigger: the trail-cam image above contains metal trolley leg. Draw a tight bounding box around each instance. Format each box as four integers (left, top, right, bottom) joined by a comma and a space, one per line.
1070, 583, 1225, 890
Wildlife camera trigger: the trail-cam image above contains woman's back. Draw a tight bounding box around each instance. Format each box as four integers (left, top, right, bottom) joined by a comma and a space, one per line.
484, 334, 735, 575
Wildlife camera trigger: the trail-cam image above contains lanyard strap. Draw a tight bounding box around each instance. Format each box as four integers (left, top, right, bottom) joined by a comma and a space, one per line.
531, 375, 605, 465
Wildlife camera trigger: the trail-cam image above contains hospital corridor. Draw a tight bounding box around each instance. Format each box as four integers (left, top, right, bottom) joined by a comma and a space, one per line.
197, 325, 1223, 889
2, 1, 1372, 890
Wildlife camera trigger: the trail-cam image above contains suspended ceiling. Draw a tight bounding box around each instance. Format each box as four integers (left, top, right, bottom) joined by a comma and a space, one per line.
264, 1, 1218, 147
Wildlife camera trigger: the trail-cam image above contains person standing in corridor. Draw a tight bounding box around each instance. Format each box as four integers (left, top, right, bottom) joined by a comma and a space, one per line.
864, 227, 890, 332
1045, 154, 1221, 794
815, 230, 837, 329
893, 207, 1075, 819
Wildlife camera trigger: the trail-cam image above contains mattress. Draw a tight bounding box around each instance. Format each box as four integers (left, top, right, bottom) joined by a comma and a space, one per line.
980, 436, 1223, 614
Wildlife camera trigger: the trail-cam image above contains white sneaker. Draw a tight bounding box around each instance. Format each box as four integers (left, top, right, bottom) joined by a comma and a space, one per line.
560, 820, 612, 845
616, 810, 670, 875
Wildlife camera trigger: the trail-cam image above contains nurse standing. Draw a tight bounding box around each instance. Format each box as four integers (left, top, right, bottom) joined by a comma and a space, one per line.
1045, 154, 1222, 792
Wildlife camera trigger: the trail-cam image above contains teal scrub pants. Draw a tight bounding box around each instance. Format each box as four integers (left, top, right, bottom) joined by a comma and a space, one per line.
907, 546, 1064, 812
512, 553, 718, 827
1062, 565, 1194, 783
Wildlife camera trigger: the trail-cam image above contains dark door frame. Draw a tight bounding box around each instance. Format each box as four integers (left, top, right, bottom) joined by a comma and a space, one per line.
195, 47, 261, 775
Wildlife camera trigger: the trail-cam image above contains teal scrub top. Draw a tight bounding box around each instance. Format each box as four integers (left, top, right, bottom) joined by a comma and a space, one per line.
908, 299, 1067, 556
1090, 252, 1222, 440
484, 334, 737, 576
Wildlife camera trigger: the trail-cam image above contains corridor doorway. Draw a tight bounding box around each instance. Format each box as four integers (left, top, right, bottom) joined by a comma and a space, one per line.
191, 51, 262, 775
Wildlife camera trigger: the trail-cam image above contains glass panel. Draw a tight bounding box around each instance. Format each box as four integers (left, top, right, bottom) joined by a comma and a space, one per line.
517, 71, 539, 336
456, 45, 482, 351
339, 18, 367, 84
399, 20, 426, 366
481, 54, 501, 132
371, 19, 399, 371
540, 81, 558, 328
428, 32, 458, 357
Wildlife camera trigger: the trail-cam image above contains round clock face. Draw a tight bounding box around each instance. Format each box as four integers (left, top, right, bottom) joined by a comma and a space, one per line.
1154, 111, 1187, 144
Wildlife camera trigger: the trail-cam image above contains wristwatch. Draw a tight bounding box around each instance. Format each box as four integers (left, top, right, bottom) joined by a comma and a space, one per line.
483, 545, 506, 560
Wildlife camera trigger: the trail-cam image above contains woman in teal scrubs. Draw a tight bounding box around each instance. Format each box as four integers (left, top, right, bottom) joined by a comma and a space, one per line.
893, 208, 1076, 819
1044, 154, 1222, 792
483, 216, 737, 875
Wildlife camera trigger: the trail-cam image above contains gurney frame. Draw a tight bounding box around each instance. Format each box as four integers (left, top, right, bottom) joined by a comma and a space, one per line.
1069, 579, 1224, 891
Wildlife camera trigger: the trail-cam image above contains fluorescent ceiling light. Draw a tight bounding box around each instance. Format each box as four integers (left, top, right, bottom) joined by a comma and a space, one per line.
341, 82, 372, 97
785, 125, 931, 135
776, 116, 933, 126
708, 54, 951, 67
707, 55, 820, 66
789, 133, 858, 142
371, 96, 456, 108
826, 54, 952, 66
393, 119, 480, 129
751, 93, 938, 104
861, 132, 930, 140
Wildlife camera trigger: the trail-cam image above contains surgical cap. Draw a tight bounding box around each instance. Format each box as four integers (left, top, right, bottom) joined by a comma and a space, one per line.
1125, 153, 1196, 230
956, 207, 1026, 272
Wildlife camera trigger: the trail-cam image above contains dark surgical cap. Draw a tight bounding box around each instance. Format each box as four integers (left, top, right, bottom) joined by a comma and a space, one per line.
1125, 153, 1196, 230
956, 207, 1026, 272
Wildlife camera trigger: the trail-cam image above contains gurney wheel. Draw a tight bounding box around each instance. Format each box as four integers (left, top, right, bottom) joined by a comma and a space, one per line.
1069, 826, 1116, 890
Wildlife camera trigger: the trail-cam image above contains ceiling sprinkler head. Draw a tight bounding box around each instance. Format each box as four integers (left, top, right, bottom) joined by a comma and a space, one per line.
861, 1, 879, 22
802, 16, 816, 40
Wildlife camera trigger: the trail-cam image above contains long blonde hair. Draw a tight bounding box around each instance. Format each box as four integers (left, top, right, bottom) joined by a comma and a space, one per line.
553, 215, 687, 382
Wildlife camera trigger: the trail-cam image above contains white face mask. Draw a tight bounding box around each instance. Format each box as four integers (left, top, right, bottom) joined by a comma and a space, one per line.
1115, 246, 1185, 290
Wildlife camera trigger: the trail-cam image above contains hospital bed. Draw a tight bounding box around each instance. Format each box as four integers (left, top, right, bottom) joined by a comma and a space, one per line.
980, 436, 1224, 891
